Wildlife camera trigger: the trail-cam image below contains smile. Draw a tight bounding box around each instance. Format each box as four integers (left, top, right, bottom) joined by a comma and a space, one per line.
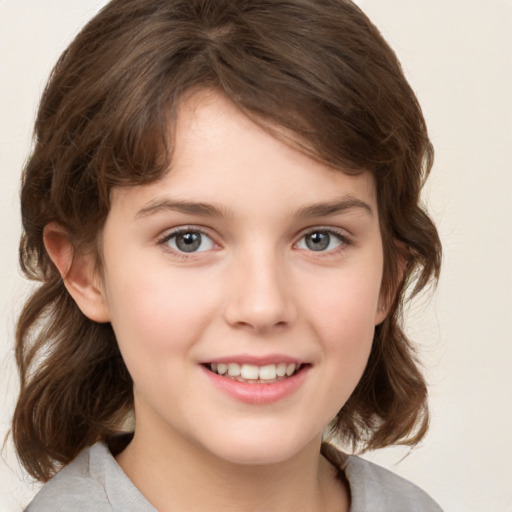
207, 362, 305, 383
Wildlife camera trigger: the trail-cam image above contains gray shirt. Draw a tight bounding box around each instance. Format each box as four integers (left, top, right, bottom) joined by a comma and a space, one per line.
26, 442, 443, 511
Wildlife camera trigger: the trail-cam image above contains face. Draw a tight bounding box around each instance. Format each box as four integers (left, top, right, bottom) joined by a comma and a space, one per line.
98, 90, 386, 466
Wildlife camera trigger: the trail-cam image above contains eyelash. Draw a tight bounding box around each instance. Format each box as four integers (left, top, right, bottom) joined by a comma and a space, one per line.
294, 228, 353, 256
157, 226, 353, 259
157, 227, 216, 259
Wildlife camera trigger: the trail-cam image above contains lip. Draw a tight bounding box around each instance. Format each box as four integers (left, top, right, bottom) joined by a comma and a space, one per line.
203, 354, 306, 366
200, 363, 310, 405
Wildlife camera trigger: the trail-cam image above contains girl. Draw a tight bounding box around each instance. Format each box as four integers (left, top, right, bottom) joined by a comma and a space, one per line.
13, 0, 442, 510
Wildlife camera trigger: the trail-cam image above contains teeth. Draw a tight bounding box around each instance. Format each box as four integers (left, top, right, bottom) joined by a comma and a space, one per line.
286, 363, 296, 376
209, 362, 300, 381
276, 363, 287, 377
227, 363, 241, 376
259, 364, 277, 380
240, 364, 259, 380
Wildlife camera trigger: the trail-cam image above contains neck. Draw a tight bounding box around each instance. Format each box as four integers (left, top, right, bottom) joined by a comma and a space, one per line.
116, 424, 348, 512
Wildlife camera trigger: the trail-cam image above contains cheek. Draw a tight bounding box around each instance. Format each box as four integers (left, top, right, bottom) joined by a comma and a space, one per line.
306, 264, 381, 326
302, 263, 382, 368
104, 261, 219, 366
309, 280, 379, 420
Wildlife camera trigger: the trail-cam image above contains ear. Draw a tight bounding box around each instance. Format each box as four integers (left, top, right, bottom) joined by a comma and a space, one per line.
374, 240, 408, 326
374, 302, 388, 326
43, 222, 110, 323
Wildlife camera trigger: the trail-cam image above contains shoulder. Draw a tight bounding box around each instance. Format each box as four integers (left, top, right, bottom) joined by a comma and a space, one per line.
25, 442, 155, 512
25, 445, 110, 512
322, 444, 443, 512
345, 455, 443, 512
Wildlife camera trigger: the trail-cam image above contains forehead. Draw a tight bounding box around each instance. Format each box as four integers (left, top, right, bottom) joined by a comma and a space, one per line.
110, 89, 377, 219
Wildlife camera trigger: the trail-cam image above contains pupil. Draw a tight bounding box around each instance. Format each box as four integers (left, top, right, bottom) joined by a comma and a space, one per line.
306, 231, 330, 251
176, 232, 201, 252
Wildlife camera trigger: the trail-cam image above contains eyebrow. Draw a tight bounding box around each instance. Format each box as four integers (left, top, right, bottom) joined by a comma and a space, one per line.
135, 199, 233, 219
135, 195, 373, 220
294, 196, 374, 218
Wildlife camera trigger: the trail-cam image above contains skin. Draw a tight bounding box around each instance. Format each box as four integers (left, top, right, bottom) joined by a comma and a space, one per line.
46, 90, 388, 511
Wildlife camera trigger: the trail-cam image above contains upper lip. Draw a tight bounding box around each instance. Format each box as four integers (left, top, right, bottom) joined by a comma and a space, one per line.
202, 354, 309, 366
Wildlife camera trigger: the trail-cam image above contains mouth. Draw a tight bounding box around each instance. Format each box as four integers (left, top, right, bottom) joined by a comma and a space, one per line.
203, 362, 309, 384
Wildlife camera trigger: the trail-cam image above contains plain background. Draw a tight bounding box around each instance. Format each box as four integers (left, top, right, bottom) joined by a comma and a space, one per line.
1, 1, 511, 510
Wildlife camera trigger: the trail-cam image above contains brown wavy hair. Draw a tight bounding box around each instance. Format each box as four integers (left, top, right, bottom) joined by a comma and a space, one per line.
12, 0, 441, 482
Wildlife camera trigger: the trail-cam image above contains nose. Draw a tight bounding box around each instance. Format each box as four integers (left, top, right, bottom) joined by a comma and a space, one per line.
223, 247, 297, 334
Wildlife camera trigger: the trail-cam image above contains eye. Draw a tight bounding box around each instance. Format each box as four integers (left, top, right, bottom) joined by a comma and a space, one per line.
162, 229, 215, 253
296, 229, 347, 252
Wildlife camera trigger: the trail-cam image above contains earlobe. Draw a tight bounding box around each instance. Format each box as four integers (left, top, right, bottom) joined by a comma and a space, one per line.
43, 222, 110, 323
374, 302, 389, 326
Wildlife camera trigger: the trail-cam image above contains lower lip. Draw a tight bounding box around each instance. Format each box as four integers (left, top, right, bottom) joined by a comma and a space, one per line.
201, 366, 310, 405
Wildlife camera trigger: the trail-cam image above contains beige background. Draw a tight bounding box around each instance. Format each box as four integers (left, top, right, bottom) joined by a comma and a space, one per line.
1, 1, 511, 510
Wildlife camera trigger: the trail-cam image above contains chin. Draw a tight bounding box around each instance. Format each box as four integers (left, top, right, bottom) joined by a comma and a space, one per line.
198, 425, 319, 467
